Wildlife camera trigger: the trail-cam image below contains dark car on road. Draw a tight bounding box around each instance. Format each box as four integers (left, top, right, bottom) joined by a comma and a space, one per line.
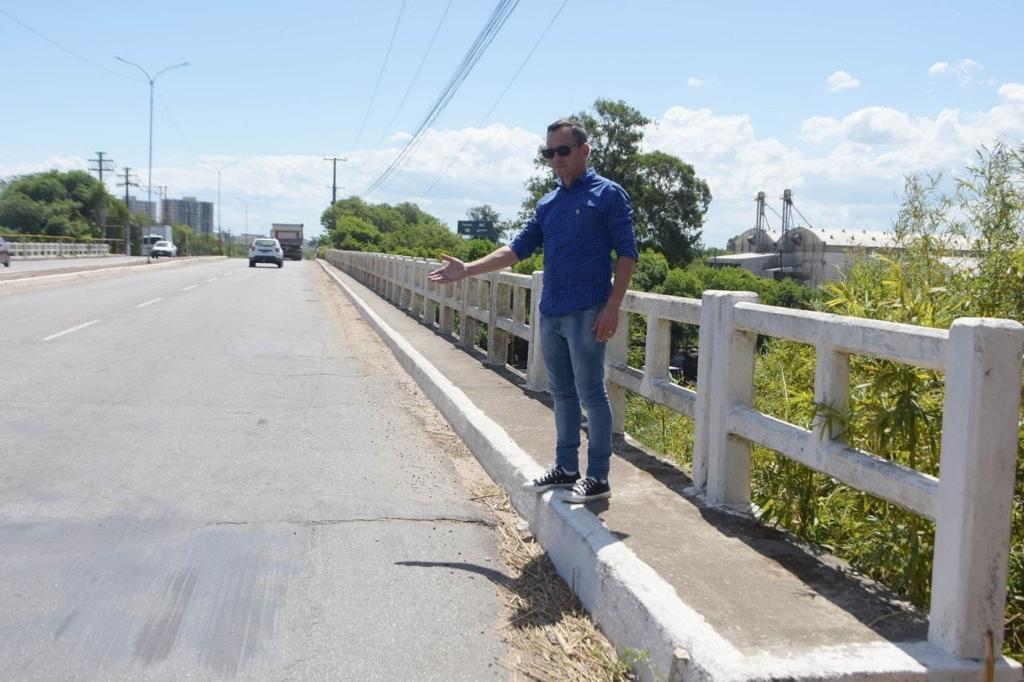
0, 236, 10, 267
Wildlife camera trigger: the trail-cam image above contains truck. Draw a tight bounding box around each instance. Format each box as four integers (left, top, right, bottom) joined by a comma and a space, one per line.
271, 223, 304, 260
141, 224, 174, 256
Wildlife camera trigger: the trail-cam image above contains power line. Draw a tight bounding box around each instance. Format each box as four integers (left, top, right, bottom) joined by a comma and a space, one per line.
423, 0, 568, 196
0, 9, 137, 81
376, 0, 454, 147
362, 0, 520, 198
157, 93, 199, 162
353, 0, 408, 150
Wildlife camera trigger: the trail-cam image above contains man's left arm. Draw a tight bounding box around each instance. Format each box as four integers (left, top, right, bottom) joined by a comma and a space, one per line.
593, 256, 636, 342
593, 184, 639, 342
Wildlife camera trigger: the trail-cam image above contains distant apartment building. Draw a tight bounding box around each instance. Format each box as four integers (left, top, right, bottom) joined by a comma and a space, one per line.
126, 196, 156, 222
161, 197, 214, 235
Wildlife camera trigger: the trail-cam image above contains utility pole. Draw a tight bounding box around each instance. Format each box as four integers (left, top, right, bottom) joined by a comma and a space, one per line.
323, 156, 347, 204
89, 152, 115, 236
89, 152, 115, 186
118, 167, 140, 256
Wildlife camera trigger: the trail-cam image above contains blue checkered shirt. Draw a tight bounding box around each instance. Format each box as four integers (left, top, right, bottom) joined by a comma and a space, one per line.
509, 168, 638, 316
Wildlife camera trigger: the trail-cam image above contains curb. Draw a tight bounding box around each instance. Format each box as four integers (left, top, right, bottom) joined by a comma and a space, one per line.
317, 260, 1023, 682
0, 257, 227, 293
318, 260, 735, 681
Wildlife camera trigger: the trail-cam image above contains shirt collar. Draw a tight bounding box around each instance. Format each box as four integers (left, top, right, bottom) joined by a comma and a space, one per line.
555, 167, 595, 191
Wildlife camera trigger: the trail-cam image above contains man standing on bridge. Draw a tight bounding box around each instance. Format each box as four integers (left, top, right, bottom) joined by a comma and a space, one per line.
428, 117, 638, 502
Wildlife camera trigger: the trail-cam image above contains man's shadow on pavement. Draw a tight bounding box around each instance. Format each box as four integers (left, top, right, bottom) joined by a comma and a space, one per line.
395, 554, 589, 629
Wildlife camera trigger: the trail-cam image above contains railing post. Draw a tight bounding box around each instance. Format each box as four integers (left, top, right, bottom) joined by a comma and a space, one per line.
459, 277, 476, 347
812, 333, 850, 448
694, 290, 758, 506
606, 308, 630, 435
641, 314, 672, 394
524, 271, 548, 392
928, 317, 1024, 659
487, 273, 511, 366
424, 261, 439, 327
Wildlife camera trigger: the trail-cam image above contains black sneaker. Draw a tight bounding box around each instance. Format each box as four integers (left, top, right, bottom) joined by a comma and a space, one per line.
566, 477, 611, 503
522, 465, 579, 492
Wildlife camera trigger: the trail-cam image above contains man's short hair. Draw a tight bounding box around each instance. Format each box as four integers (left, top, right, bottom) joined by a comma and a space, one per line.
547, 118, 588, 145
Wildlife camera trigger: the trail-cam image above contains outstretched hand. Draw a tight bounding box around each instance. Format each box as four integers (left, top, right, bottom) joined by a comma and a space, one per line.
428, 254, 468, 284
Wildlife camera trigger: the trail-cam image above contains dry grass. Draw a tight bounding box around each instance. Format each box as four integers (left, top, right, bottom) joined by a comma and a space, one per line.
467, 480, 639, 682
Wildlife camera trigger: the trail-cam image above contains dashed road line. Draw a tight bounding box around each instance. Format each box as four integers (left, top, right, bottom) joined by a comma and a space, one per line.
137, 297, 163, 308
207, 277, 218, 282
43, 319, 100, 342
182, 284, 198, 291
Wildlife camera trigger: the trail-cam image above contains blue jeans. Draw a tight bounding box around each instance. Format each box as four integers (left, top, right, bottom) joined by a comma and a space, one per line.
540, 305, 612, 481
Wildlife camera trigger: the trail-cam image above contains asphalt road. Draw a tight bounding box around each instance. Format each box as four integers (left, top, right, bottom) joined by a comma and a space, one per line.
0, 259, 508, 680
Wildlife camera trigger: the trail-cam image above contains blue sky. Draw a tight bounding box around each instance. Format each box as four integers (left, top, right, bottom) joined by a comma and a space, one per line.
2, 1, 1022, 247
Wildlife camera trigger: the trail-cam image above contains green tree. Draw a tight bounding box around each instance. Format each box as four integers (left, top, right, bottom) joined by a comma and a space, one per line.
0, 170, 111, 239
631, 249, 669, 292
331, 215, 381, 251
321, 196, 461, 257
173, 223, 194, 256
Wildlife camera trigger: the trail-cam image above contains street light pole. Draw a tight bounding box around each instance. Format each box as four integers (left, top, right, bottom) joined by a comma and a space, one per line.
115, 57, 189, 227
241, 198, 258, 235
202, 160, 239, 237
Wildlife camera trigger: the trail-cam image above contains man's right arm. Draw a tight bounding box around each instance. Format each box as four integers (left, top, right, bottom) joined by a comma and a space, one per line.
428, 245, 519, 284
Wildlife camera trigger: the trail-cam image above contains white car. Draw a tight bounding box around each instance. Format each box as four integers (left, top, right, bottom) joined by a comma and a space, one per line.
150, 240, 177, 258
249, 238, 283, 268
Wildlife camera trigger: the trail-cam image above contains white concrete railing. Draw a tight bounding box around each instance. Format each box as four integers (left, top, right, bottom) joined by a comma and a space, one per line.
325, 249, 1023, 662
6, 241, 112, 258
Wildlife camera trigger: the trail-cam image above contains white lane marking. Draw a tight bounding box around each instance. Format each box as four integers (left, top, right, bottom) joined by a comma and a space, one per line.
182, 284, 198, 291
137, 297, 163, 308
207, 277, 217, 282
43, 319, 100, 342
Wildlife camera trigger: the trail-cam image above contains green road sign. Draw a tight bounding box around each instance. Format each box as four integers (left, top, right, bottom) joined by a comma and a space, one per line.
457, 220, 494, 238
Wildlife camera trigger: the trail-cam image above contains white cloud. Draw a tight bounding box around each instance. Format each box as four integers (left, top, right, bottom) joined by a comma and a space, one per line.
827, 70, 860, 92
929, 58, 987, 86
998, 82, 1024, 102
687, 77, 704, 88
643, 88, 1024, 247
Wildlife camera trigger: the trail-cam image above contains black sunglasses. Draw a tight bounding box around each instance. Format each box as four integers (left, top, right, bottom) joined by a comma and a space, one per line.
541, 144, 578, 159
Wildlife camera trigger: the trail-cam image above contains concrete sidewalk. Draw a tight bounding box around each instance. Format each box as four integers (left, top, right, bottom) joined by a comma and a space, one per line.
318, 259, 1022, 681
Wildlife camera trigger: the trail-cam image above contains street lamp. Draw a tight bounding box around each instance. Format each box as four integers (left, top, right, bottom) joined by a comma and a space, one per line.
115, 57, 189, 236
202, 160, 239, 237
240, 197, 259, 235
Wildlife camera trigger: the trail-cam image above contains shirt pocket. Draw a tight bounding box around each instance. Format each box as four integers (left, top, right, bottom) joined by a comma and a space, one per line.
571, 201, 602, 236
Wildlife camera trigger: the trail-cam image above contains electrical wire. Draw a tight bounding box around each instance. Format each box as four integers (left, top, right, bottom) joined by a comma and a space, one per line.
353, 0, 408, 150
361, 0, 520, 198
376, 0, 454, 147
156, 94, 199, 162
422, 0, 568, 197
0, 8, 137, 81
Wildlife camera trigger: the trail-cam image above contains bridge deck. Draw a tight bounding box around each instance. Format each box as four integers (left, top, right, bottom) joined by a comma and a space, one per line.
326, 260, 1022, 680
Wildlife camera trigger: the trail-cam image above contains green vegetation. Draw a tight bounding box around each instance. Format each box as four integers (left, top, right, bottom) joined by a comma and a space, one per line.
0, 170, 133, 245
320, 196, 502, 262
